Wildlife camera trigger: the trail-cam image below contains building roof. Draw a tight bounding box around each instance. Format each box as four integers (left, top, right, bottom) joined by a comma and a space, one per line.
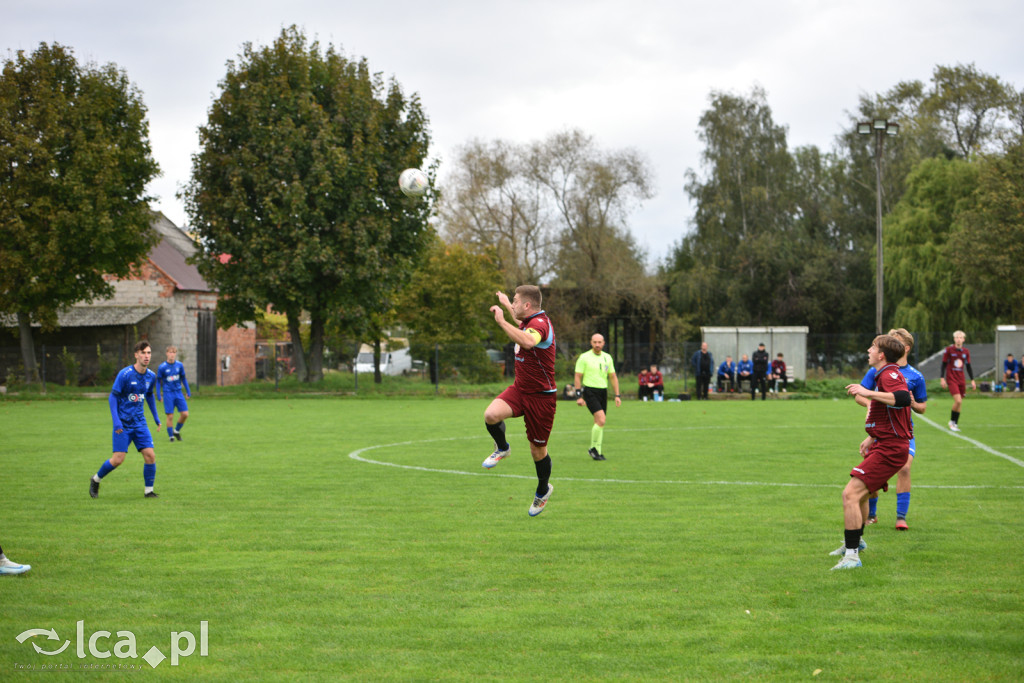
1, 305, 160, 329
148, 213, 213, 292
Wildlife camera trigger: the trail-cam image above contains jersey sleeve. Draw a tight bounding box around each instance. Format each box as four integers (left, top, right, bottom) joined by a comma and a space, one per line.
860, 368, 877, 389
911, 376, 928, 402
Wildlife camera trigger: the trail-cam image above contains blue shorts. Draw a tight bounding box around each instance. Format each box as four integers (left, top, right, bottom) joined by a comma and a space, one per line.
908, 437, 916, 459
162, 393, 189, 414
113, 425, 155, 453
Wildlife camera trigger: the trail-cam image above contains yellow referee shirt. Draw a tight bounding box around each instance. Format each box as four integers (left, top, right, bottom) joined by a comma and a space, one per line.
575, 351, 616, 389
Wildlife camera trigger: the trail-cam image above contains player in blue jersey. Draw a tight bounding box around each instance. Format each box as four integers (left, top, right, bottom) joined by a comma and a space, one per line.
855, 328, 927, 530
89, 341, 162, 499
156, 345, 191, 442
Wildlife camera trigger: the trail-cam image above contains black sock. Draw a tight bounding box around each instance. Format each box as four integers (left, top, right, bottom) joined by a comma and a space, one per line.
845, 528, 861, 551
486, 421, 509, 450
951, 410, 960, 424
534, 455, 551, 497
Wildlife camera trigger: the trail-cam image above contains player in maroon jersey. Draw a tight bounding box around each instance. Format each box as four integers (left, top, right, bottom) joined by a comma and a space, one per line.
830, 334, 913, 570
939, 330, 975, 432
482, 285, 557, 516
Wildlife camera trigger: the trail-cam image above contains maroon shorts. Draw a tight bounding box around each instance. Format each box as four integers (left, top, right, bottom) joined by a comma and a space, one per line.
850, 438, 909, 494
947, 375, 965, 397
497, 385, 557, 447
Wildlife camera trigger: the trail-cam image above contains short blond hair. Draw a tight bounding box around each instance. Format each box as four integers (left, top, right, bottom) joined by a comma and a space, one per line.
166, 345, 178, 352
888, 328, 913, 353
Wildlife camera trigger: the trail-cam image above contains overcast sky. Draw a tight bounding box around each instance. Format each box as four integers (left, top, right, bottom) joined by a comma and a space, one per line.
4, 0, 1022, 264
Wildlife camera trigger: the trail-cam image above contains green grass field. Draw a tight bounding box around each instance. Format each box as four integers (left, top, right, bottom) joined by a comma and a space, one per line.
1, 394, 1022, 681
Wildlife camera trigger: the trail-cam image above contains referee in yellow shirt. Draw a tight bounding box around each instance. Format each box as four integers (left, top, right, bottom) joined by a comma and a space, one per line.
574, 333, 621, 461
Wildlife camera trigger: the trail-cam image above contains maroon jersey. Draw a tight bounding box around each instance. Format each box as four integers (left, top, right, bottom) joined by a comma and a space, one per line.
942, 345, 970, 381
771, 359, 786, 377
865, 363, 913, 440
514, 311, 556, 394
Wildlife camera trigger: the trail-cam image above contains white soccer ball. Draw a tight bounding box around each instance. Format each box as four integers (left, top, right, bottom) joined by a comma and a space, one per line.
398, 168, 429, 197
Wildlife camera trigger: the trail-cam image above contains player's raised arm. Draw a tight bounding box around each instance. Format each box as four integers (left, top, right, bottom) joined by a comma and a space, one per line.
496, 291, 520, 326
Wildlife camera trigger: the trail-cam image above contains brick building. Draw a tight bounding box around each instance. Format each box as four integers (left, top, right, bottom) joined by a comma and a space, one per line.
2, 214, 255, 387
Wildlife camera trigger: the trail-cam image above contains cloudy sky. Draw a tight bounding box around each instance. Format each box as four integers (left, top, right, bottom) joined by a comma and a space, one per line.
4, 0, 1022, 264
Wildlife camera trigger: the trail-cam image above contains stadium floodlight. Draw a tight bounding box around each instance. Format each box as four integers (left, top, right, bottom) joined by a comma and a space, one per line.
858, 118, 899, 334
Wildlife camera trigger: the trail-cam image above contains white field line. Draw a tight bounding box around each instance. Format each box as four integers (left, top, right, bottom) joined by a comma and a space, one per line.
348, 430, 1024, 490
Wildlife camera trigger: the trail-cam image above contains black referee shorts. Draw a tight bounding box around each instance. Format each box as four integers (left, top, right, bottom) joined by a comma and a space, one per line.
582, 386, 608, 414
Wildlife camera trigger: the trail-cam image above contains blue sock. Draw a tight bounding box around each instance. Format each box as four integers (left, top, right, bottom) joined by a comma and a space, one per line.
167, 426, 174, 438
896, 492, 910, 519
143, 463, 156, 488
97, 459, 116, 479
175, 422, 184, 432
869, 497, 878, 517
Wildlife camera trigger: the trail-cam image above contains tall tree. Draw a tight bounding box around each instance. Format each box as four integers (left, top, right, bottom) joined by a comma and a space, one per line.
183, 26, 432, 382
396, 236, 505, 382
440, 138, 554, 289
884, 156, 981, 334
0, 43, 160, 384
949, 142, 1024, 321
671, 87, 798, 326
924, 63, 1013, 157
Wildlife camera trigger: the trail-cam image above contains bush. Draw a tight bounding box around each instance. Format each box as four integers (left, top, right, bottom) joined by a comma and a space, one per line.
57, 347, 80, 387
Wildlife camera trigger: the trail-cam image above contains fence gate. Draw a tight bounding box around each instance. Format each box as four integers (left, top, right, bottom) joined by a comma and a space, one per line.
196, 310, 217, 386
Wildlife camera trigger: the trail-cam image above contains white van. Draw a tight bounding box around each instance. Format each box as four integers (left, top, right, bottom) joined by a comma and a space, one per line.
353, 345, 412, 376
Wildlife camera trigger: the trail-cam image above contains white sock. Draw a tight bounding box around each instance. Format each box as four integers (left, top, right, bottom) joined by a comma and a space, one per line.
92, 474, 101, 483
144, 486, 154, 494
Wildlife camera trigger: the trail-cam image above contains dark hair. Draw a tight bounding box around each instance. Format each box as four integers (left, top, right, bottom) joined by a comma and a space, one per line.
133, 341, 151, 353
874, 334, 904, 363
515, 285, 542, 309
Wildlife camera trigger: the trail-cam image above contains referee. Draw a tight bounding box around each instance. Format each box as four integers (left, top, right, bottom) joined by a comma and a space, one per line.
574, 333, 621, 461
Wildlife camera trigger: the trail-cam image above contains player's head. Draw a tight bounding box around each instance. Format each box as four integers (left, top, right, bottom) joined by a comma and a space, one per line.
726, 355, 732, 363
888, 328, 913, 354
872, 334, 904, 364
776, 352, 784, 359
741, 354, 748, 361
133, 341, 152, 367
1009, 353, 1015, 360
590, 334, 605, 353
649, 364, 658, 373
758, 343, 765, 350
166, 345, 178, 361
953, 330, 966, 345
516, 284, 540, 311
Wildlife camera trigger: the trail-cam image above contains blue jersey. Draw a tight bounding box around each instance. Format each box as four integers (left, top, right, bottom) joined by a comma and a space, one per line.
737, 359, 753, 375
110, 365, 158, 430
1005, 359, 1019, 375
717, 360, 736, 377
861, 363, 928, 408
157, 361, 190, 396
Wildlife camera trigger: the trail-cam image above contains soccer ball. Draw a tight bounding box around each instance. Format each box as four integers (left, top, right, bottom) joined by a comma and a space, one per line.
398, 168, 429, 197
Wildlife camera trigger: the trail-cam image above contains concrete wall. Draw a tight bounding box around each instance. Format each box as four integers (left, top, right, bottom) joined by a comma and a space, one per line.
217, 323, 257, 386
700, 327, 809, 381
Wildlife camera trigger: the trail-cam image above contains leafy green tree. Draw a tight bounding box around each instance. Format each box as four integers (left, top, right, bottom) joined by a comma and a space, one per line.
183, 26, 432, 382
884, 156, 981, 334
396, 236, 504, 382
949, 142, 1024, 321
923, 63, 1014, 157
671, 87, 799, 326
0, 43, 159, 384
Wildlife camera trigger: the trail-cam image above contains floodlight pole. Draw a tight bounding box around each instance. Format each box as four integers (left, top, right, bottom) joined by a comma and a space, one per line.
858, 119, 899, 334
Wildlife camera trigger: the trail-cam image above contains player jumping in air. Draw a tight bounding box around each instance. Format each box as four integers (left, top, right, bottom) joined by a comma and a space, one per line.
482, 286, 557, 516
156, 345, 191, 442
940, 330, 975, 432
90, 341, 162, 499
831, 334, 913, 570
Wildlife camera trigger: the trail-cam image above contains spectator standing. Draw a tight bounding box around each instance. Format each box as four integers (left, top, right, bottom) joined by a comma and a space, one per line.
691, 342, 714, 400
751, 343, 770, 400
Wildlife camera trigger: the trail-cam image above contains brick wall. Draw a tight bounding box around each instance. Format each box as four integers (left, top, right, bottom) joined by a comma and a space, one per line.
216, 323, 256, 386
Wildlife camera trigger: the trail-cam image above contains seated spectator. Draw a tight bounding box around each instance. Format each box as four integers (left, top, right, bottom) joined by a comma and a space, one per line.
717, 356, 737, 392
644, 364, 664, 400
771, 353, 788, 393
736, 354, 753, 391
1004, 353, 1020, 391
638, 368, 651, 400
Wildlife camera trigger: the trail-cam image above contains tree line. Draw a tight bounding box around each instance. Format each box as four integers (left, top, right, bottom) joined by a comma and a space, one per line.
3, 27, 1022, 384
